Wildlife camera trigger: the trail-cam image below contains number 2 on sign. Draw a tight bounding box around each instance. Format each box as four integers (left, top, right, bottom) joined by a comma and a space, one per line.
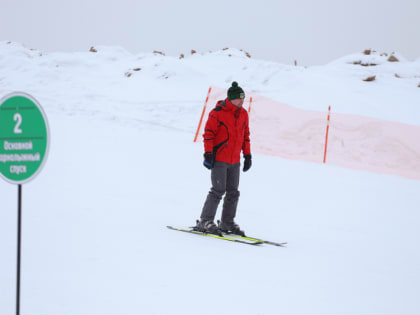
14, 113, 23, 134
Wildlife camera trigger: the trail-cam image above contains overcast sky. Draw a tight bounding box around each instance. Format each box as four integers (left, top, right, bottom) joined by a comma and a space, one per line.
1, 0, 419, 65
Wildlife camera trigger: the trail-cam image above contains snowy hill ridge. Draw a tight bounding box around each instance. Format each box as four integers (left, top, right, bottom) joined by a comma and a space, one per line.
1, 41, 419, 130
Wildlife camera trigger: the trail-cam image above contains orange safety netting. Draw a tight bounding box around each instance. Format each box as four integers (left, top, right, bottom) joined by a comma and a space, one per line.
195, 87, 420, 180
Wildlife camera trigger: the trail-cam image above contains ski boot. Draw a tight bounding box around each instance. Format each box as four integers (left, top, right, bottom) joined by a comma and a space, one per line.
218, 220, 246, 236
193, 220, 222, 236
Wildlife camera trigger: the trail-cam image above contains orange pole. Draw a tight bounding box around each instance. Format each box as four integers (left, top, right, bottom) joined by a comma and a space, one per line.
248, 96, 253, 113
194, 87, 212, 142
323, 106, 331, 163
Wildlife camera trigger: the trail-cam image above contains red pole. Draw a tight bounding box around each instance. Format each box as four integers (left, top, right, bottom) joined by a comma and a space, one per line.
323, 106, 331, 163
248, 97, 253, 113
194, 87, 212, 142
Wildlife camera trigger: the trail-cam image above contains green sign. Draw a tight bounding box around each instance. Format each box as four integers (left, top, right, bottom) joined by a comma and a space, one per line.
0, 92, 50, 184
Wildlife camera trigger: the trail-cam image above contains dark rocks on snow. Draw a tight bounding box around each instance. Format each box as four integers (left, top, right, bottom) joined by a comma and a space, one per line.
363, 75, 376, 82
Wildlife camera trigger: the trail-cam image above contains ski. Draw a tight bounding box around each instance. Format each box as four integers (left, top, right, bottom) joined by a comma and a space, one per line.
223, 233, 287, 247
167, 226, 263, 246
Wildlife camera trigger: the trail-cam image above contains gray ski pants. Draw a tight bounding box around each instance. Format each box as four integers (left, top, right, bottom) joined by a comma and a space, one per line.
200, 161, 240, 223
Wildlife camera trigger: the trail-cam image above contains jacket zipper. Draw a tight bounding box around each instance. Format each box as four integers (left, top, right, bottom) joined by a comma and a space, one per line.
231, 109, 239, 163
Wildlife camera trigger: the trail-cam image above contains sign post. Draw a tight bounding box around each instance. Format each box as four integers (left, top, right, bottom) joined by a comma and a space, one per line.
0, 92, 50, 315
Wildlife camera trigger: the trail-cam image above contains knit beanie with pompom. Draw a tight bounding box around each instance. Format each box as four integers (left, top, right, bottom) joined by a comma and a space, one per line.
227, 81, 245, 100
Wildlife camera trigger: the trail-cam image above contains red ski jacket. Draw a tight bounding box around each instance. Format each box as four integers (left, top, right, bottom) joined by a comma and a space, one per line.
203, 98, 251, 164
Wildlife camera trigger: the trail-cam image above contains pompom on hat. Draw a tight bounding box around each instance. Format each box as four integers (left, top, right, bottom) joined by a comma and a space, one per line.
227, 81, 245, 101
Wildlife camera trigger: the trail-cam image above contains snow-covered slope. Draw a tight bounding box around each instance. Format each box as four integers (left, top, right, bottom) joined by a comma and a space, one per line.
0, 42, 419, 315
1, 41, 419, 128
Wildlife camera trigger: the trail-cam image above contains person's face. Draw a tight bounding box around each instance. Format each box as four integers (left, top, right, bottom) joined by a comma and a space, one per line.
231, 98, 244, 108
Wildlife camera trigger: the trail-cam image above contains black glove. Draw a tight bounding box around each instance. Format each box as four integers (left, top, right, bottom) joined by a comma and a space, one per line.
243, 154, 252, 172
203, 152, 214, 169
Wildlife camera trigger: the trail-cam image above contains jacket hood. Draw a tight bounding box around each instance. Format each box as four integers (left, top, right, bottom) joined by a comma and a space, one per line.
216, 98, 242, 112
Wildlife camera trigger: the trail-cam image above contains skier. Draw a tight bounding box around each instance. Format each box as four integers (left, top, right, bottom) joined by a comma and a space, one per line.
195, 81, 252, 236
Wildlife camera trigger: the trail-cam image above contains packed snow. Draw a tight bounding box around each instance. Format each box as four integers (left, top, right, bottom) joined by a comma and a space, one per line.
1, 41, 420, 315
